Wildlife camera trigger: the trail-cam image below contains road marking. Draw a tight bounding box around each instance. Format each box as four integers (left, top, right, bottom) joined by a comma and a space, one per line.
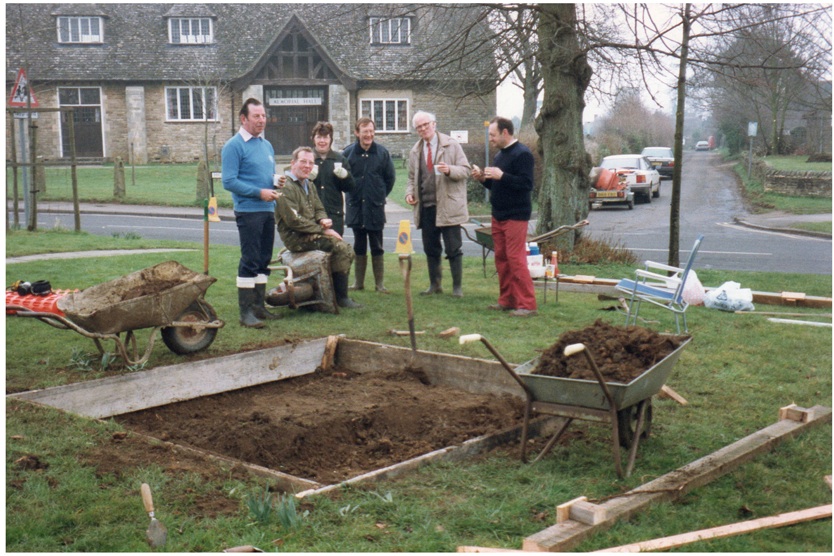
623, 247, 772, 257
718, 222, 830, 241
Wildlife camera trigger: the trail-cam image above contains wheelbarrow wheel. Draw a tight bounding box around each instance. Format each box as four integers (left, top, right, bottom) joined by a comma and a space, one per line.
617, 400, 652, 449
161, 300, 218, 355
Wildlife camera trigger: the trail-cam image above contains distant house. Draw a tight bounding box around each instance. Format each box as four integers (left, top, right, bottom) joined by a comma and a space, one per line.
6, 3, 496, 164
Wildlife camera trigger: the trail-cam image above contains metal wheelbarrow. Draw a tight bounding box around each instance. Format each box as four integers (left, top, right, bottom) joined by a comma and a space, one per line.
6, 261, 225, 366
461, 333, 691, 478
463, 220, 589, 276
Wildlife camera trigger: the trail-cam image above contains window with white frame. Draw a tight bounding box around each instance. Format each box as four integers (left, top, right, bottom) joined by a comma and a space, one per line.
369, 17, 411, 45
57, 16, 104, 43
360, 99, 409, 132
169, 17, 213, 44
165, 87, 217, 121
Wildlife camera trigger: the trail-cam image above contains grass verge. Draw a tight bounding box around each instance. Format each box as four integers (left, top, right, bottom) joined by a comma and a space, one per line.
5, 231, 832, 552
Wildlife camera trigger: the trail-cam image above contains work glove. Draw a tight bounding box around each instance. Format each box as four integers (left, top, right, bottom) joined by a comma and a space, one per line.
333, 166, 348, 179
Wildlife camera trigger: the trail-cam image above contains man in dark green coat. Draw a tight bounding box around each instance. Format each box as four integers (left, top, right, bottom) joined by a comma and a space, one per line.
276, 147, 361, 309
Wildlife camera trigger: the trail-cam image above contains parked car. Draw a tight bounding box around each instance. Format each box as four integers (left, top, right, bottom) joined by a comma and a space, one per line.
695, 140, 710, 151
641, 147, 674, 180
597, 154, 660, 202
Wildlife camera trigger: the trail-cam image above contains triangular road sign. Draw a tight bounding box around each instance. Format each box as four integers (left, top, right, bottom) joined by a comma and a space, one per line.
9, 68, 39, 108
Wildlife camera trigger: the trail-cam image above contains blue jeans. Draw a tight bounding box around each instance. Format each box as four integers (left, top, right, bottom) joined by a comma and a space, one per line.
235, 211, 275, 279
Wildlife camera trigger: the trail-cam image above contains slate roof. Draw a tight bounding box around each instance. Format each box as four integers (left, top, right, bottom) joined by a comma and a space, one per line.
6, 3, 496, 87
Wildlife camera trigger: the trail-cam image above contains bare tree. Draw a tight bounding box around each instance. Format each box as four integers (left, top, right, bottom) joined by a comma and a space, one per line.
604, 2, 830, 265
491, 6, 542, 131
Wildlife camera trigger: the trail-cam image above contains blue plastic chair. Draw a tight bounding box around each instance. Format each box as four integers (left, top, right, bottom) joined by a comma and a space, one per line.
615, 235, 704, 334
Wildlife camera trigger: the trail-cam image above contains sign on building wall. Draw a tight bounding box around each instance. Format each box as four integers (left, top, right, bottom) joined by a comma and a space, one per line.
450, 130, 468, 144
268, 98, 323, 106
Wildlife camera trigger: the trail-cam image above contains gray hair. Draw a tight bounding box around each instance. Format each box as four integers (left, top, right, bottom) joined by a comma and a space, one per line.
412, 110, 436, 126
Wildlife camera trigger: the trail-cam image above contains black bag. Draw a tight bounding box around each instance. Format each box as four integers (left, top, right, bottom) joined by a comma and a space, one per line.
30, 280, 52, 295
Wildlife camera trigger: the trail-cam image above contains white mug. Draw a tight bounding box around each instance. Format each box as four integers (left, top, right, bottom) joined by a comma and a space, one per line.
334, 162, 343, 171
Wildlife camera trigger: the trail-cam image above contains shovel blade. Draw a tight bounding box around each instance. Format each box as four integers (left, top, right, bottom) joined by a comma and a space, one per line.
146, 517, 167, 547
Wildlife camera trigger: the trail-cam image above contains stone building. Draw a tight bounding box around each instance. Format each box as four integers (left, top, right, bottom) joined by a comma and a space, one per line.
6, 3, 496, 164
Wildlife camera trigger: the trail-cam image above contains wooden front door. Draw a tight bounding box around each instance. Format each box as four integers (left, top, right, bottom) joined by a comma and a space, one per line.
264, 87, 326, 156
59, 87, 103, 158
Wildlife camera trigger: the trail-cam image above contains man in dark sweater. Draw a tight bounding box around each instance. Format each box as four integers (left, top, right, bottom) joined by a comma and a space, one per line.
472, 116, 537, 317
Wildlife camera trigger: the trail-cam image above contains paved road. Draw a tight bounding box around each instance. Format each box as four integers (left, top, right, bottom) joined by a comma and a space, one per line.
10, 151, 831, 274
582, 151, 832, 275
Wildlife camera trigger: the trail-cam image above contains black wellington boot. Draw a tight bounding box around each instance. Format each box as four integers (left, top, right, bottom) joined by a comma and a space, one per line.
238, 288, 265, 328
333, 272, 363, 308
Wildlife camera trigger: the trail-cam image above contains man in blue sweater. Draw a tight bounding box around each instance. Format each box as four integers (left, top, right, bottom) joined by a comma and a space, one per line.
222, 98, 281, 328
472, 116, 537, 317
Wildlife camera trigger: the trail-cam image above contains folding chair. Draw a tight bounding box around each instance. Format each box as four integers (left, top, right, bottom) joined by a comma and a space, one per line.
615, 234, 704, 334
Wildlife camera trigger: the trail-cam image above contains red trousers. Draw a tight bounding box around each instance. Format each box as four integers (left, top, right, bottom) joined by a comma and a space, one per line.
492, 217, 537, 311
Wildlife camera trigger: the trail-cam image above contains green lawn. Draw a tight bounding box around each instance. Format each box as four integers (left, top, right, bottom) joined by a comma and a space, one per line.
5, 230, 832, 552
761, 155, 832, 173
7, 163, 415, 212
733, 162, 832, 217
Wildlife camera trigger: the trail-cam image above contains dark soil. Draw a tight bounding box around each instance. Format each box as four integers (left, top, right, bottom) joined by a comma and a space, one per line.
117, 367, 525, 485
534, 320, 688, 383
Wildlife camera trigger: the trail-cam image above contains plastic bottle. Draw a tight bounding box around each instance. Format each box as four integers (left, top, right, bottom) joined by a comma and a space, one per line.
530, 243, 540, 256
552, 251, 559, 275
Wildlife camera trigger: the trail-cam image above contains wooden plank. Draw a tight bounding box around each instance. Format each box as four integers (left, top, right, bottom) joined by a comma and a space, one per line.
752, 290, 831, 309
336, 339, 525, 397
522, 405, 832, 552
567, 499, 607, 525
779, 404, 820, 423
129, 429, 321, 493
598, 504, 832, 552
768, 318, 832, 327
659, 385, 689, 406
540, 277, 833, 309
734, 311, 832, 317
8, 339, 327, 418
781, 291, 807, 301
295, 415, 563, 499
557, 496, 588, 523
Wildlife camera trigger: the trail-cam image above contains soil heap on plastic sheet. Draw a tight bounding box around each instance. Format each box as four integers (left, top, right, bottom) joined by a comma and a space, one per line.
117, 367, 525, 485
533, 320, 688, 383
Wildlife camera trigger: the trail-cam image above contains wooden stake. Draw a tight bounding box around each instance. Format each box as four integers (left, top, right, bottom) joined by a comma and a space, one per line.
597, 504, 832, 552
390, 329, 425, 336
438, 327, 460, 339
320, 335, 340, 372
659, 385, 688, 406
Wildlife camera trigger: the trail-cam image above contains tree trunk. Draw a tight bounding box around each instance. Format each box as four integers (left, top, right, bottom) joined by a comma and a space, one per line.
534, 3, 592, 251
520, 72, 539, 132
669, 4, 692, 268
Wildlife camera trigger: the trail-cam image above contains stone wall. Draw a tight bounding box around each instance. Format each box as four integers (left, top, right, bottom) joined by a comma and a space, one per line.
6, 83, 496, 166
752, 160, 832, 198
762, 170, 832, 198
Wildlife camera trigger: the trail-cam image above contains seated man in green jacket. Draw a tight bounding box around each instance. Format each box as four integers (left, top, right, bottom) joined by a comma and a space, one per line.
275, 146, 361, 309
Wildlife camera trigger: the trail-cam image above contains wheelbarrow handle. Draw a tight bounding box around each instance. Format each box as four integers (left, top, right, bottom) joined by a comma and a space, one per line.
461, 334, 534, 400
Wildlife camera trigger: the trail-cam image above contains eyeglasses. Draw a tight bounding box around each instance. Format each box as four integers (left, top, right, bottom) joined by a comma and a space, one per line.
415, 121, 434, 130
